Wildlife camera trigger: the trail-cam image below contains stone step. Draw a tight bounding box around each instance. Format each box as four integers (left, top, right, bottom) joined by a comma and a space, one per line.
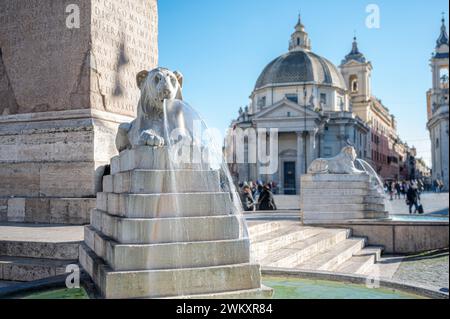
91, 210, 243, 244
111, 146, 209, 174
79, 244, 262, 299
302, 203, 386, 212
84, 226, 250, 271
162, 285, 274, 299
302, 211, 389, 222
301, 195, 385, 205
97, 192, 235, 219
301, 174, 371, 182
251, 226, 320, 261
301, 188, 370, 196
296, 237, 366, 271
103, 169, 220, 194
335, 246, 383, 275
0, 197, 94, 225
0, 240, 80, 260
247, 221, 293, 238
301, 181, 370, 189
261, 229, 351, 268
0, 255, 76, 281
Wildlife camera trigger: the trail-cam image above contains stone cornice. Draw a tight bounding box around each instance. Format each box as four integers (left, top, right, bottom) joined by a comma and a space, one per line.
0, 109, 134, 125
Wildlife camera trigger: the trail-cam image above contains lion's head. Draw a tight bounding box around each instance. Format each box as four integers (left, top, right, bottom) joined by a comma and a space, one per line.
342, 146, 358, 162
136, 67, 184, 115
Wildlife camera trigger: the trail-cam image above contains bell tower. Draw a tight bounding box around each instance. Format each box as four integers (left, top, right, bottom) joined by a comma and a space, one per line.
339, 37, 373, 122
427, 14, 449, 191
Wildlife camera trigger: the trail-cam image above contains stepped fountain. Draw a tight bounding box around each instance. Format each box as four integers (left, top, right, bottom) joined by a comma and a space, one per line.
301, 146, 388, 224
78, 67, 272, 299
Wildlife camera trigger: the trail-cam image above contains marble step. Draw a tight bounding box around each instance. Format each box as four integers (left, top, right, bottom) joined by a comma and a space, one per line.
302, 211, 389, 222
301, 174, 371, 182
102, 169, 220, 194
261, 229, 351, 268
84, 226, 250, 271
302, 203, 386, 212
91, 210, 243, 244
247, 221, 293, 238
301, 181, 370, 189
296, 237, 366, 271
0, 255, 76, 281
79, 244, 262, 299
251, 226, 320, 261
301, 188, 370, 196
335, 246, 383, 275
97, 192, 236, 218
0, 240, 80, 260
301, 195, 385, 205
163, 285, 274, 299
111, 146, 210, 174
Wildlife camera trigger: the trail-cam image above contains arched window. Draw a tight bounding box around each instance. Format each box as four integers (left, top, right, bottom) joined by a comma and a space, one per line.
297, 38, 300, 46
349, 75, 358, 93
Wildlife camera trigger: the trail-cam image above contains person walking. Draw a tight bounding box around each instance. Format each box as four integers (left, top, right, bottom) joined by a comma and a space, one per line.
401, 181, 407, 199
257, 184, 277, 211
406, 183, 419, 214
395, 181, 402, 200
240, 185, 256, 212
388, 182, 394, 201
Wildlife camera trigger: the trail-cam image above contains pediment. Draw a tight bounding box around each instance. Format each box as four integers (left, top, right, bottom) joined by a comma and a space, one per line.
341, 60, 365, 68
254, 99, 319, 120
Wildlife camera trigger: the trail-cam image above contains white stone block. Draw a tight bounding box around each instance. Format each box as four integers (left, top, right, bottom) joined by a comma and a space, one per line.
93, 210, 242, 244
102, 175, 114, 193
7, 198, 25, 222
111, 170, 220, 194
106, 193, 234, 218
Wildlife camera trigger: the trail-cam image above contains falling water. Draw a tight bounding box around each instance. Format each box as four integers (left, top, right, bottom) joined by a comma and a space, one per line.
144, 99, 251, 296
355, 158, 391, 214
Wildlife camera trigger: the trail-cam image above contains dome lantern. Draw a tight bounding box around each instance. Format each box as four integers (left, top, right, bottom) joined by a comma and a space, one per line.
289, 14, 312, 52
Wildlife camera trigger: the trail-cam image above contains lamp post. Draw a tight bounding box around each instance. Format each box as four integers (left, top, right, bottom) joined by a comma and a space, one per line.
303, 84, 308, 173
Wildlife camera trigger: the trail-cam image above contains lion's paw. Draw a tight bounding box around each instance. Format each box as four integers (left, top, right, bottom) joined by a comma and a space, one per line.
139, 130, 165, 148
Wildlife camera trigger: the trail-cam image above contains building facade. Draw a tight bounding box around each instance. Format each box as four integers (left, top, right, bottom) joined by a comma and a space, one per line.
340, 38, 407, 181
427, 17, 449, 191
229, 16, 424, 194
229, 17, 370, 195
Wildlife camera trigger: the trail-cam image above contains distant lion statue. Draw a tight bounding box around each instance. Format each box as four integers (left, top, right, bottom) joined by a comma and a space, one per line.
308, 146, 364, 175
115, 67, 184, 153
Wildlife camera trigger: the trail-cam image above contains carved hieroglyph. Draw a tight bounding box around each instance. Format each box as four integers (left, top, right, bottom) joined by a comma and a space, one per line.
308, 146, 364, 174
0, 0, 158, 116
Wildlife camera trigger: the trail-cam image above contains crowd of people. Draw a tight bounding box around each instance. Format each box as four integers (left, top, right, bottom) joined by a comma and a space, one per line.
433, 179, 446, 193
384, 179, 426, 214
238, 181, 277, 212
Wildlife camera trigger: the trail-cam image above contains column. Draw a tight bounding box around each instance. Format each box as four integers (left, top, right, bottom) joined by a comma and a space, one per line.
307, 131, 317, 169
296, 132, 305, 194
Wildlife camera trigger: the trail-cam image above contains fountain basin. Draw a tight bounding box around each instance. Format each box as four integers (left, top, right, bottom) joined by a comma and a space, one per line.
263, 276, 425, 299
307, 218, 449, 254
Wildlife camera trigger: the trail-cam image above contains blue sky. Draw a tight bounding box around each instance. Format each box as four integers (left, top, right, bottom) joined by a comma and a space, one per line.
158, 0, 449, 166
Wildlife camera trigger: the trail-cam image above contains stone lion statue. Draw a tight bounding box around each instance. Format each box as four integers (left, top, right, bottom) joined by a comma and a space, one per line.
116, 67, 184, 152
308, 146, 364, 175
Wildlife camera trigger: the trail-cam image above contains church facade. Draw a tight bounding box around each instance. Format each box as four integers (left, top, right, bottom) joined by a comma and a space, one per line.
229, 17, 369, 195
427, 17, 449, 191
229, 16, 416, 194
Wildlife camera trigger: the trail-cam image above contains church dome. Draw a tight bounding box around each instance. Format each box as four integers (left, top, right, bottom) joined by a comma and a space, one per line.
254, 50, 347, 91
254, 16, 347, 91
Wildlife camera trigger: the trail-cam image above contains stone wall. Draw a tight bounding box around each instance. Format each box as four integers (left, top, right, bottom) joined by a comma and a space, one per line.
318, 221, 449, 254
0, 0, 158, 224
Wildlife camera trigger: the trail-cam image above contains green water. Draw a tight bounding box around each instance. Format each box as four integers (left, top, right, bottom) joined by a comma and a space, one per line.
20, 278, 426, 299
22, 288, 89, 299
263, 276, 426, 299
